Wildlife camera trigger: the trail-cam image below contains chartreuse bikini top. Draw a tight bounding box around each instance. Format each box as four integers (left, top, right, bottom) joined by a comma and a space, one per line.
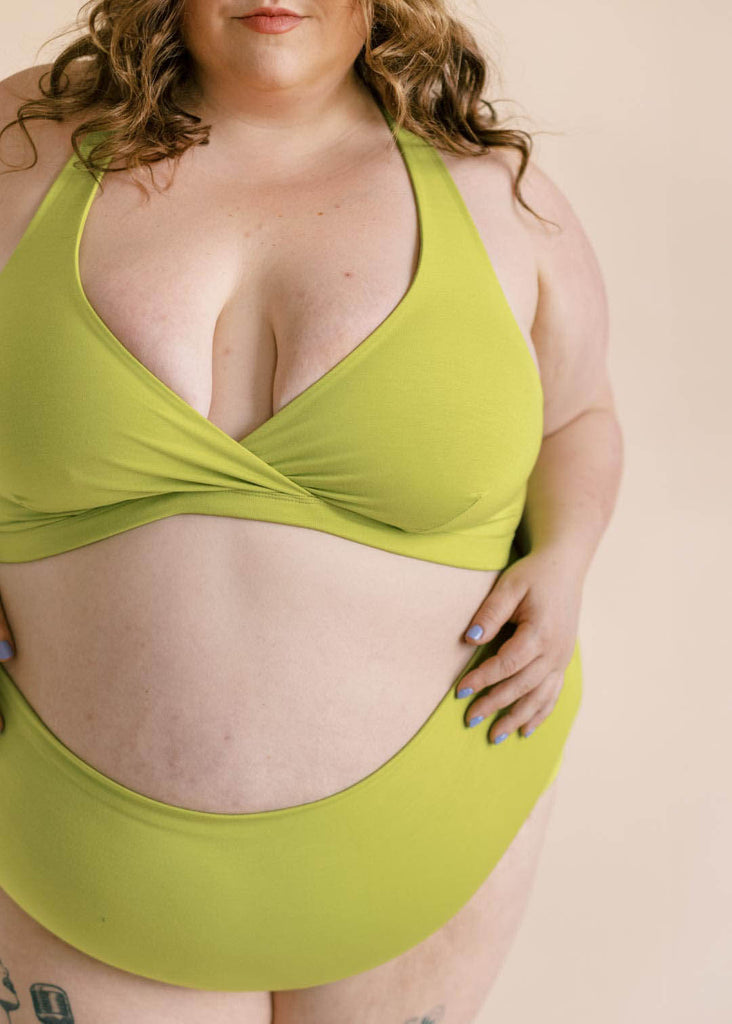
0, 105, 543, 569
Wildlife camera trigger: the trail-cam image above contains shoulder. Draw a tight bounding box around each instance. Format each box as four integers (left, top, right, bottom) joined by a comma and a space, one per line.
0, 61, 92, 166
466, 142, 602, 283
444, 142, 615, 429
435, 144, 541, 337
0, 62, 96, 272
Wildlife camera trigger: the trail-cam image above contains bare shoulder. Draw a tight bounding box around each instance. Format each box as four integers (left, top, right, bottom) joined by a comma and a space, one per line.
453, 141, 599, 265
1, 64, 63, 166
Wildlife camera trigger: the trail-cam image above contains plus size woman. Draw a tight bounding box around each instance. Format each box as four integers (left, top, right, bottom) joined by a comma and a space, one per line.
0, 0, 623, 1020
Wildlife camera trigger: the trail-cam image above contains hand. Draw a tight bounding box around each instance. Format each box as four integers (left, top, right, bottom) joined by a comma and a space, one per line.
0, 592, 15, 733
455, 548, 583, 743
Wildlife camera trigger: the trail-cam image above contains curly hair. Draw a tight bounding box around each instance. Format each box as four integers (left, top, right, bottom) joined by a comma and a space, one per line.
0, 0, 557, 226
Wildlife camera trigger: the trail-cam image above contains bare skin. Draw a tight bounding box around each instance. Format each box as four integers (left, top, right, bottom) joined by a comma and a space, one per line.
0, 16, 583, 1021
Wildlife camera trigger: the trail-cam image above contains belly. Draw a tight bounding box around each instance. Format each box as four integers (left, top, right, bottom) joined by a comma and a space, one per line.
0, 515, 500, 813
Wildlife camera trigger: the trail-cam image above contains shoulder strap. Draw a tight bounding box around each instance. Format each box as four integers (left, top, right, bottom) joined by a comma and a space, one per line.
385, 112, 496, 296
6, 130, 107, 278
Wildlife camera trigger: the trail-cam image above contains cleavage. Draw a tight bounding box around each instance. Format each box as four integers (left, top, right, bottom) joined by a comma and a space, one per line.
78, 135, 421, 443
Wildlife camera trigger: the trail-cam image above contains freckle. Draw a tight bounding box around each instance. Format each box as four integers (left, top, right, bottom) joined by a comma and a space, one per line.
334, 202, 341, 208
317, 211, 324, 216
344, 271, 354, 278
276, 212, 283, 218
243, 230, 250, 238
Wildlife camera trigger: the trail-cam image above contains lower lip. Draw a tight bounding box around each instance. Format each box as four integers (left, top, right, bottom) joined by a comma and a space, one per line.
238, 14, 304, 33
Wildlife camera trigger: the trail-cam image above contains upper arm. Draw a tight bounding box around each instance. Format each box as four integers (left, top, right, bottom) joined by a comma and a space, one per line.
513, 157, 615, 436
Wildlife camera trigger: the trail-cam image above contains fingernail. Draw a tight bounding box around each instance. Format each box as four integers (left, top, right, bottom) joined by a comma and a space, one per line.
468, 715, 484, 728
0, 641, 13, 661
493, 732, 508, 744
466, 624, 483, 641
457, 687, 474, 699
524, 727, 535, 737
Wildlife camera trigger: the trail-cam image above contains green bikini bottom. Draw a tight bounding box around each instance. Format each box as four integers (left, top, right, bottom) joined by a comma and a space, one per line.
0, 633, 582, 992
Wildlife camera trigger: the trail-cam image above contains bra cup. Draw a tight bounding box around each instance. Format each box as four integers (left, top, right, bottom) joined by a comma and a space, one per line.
0, 108, 544, 571
405, 492, 484, 535
406, 481, 526, 537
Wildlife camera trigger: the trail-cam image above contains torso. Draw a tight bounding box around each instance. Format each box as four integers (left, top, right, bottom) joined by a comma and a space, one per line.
0, 77, 541, 813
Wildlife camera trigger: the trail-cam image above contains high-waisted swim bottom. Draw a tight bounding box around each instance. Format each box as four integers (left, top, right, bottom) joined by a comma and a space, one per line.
0, 633, 582, 992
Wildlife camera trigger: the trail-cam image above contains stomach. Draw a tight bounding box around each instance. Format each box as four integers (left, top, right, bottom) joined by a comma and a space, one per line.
0, 513, 501, 813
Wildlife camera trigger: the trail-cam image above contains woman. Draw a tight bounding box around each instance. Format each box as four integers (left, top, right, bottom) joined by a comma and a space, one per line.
0, 0, 622, 1019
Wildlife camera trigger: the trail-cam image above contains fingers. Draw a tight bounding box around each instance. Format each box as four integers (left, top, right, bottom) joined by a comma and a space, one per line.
0, 595, 14, 734
459, 620, 541, 694
516, 671, 563, 736
463, 566, 528, 645
462, 656, 555, 743
492, 669, 563, 740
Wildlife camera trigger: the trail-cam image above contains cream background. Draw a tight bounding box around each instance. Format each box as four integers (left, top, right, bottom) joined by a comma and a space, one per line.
1, 0, 730, 1020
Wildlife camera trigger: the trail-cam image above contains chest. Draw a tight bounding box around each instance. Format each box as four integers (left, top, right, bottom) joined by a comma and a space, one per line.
77, 136, 540, 445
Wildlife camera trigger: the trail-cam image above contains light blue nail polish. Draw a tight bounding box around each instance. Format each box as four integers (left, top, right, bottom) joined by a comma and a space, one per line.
524, 727, 535, 737
466, 624, 483, 641
457, 687, 474, 699
493, 732, 508, 744
468, 715, 484, 728
0, 641, 13, 661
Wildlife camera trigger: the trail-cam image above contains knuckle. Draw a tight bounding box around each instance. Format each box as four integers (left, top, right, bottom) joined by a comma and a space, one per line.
506, 644, 533, 678
499, 650, 520, 677
531, 628, 549, 657
481, 606, 502, 628
513, 689, 541, 721
531, 705, 552, 728
533, 617, 553, 645
546, 670, 565, 699
481, 676, 512, 706
519, 667, 543, 697
539, 690, 560, 720
528, 703, 550, 726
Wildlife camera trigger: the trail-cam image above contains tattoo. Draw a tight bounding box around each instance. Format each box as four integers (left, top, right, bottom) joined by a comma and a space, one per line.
30, 983, 75, 1023
1, 957, 75, 1022
404, 1005, 446, 1024
0, 958, 20, 1016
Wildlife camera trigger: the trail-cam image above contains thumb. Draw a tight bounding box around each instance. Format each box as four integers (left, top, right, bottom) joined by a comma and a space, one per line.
463, 565, 528, 645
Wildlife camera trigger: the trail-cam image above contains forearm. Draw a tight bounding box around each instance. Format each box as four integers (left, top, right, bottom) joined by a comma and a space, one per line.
514, 407, 624, 581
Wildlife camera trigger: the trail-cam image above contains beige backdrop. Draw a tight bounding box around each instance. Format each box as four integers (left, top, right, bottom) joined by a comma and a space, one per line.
2, 0, 730, 1020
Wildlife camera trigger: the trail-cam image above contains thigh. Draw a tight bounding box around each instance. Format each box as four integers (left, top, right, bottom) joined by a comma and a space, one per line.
272, 776, 560, 1024
0, 887, 273, 1024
